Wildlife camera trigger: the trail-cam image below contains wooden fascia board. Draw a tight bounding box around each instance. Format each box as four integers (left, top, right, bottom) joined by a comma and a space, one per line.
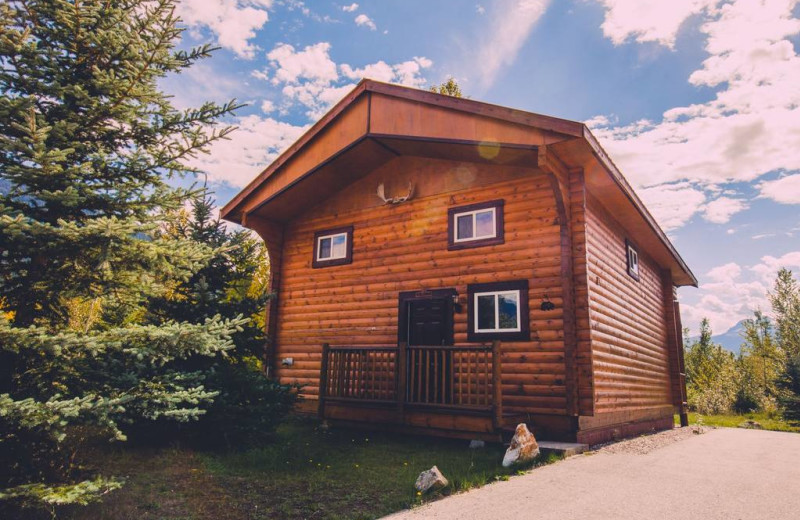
220, 81, 370, 223
581, 126, 698, 287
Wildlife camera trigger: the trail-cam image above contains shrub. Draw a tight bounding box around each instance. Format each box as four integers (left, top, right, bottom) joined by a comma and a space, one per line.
188, 362, 298, 449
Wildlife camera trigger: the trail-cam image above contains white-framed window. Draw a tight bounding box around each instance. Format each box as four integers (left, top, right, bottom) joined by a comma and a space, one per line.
312, 226, 353, 268
448, 200, 504, 250
473, 290, 521, 333
316, 232, 348, 261
453, 207, 497, 243
467, 280, 529, 341
626, 240, 640, 280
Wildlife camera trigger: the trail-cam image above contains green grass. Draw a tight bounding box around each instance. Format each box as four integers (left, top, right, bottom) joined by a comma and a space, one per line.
58, 417, 560, 520
199, 417, 561, 519
676, 412, 800, 433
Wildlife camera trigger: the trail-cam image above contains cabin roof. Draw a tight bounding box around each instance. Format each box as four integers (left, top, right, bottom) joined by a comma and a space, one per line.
221, 79, 697, 287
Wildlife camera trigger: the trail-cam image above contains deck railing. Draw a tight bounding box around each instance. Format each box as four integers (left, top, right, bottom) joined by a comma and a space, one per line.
319, 342, 502, 427
321, 345, 397, 404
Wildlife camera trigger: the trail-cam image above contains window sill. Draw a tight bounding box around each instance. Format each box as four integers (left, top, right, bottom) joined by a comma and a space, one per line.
447, 236, 505, 251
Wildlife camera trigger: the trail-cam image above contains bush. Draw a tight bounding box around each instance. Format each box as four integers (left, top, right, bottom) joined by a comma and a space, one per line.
689, 384, 735, 415
188, 362, 298, 449
125, 361, 298, 450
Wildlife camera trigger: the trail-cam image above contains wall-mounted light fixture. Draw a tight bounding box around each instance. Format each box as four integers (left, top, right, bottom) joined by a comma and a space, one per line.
452, 292, 463, 313
540, 294, 555, 311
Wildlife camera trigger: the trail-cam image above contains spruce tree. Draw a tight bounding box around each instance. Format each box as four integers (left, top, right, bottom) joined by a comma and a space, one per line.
769, 268, 800, 357
143, 191, 296, 449
0, 0, 244, 510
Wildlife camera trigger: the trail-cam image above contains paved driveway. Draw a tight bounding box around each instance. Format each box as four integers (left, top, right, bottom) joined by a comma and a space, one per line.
386, 428, 800, 520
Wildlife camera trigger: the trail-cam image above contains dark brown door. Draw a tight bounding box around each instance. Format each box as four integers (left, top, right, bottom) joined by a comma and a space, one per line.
406, 298, 452, 403
407, 298, 449, 346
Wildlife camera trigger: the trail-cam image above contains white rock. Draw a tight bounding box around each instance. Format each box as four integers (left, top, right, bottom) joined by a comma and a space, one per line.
469, 440, 485, 449
415, 465, 449, 493
502, 423, 540, 467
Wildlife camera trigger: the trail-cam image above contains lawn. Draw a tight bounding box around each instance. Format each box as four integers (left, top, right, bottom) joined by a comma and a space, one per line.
676, 412, 800, 433
55, 417, 560, 520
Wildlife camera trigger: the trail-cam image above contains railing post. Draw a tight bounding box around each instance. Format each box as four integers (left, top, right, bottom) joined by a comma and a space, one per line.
319, 343, 329, 421
492, 340, 502, 431
397, 342, 407, 421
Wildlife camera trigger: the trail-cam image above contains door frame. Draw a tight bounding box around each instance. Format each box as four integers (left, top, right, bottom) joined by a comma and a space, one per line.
397, 288, 456, 345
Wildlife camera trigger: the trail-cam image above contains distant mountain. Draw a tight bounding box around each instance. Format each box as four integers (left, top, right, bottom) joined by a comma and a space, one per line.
712, 320, 747, 355
688, 320, 747, 355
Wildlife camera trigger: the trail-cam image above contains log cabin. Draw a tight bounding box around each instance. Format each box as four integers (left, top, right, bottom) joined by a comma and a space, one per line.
221, 79, 695, 444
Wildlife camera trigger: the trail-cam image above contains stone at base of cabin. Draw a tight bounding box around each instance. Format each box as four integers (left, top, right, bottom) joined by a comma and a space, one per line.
502, 423, 540, 467
318, 420, 330, 432
469, 440, 485, 449
415, 466, 449, 493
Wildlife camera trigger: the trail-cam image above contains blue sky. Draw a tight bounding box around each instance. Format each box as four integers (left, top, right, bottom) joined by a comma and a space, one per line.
165, 0, 800, 336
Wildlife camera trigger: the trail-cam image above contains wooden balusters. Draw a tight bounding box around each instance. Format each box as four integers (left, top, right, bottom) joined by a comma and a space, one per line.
318, 343, 502, 424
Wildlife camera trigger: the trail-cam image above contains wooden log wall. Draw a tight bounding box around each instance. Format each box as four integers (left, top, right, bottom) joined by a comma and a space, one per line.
274, 155, 568, 416
584, 194, 673, 413
569, 170, 594, 416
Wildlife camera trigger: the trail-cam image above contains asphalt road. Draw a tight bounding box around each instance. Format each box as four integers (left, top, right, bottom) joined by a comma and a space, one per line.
386, 428, 800, 519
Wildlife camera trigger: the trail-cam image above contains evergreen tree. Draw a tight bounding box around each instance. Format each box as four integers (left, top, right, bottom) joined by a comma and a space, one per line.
769, 268, 800, 357
142, 192, 297, 449
777, 351, 800, 422
0, 0, 244, 511
148, 191, 269, 358
769, 269, 800, 422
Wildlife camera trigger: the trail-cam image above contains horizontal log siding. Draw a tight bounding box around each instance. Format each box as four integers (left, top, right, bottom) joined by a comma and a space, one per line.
274, 157, 567, 415
585, 196, 672, 413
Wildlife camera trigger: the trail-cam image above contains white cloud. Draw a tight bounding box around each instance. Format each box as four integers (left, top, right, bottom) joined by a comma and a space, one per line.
354, 13, 377, 30
758, 174, 800, 204
681, 252, 800, 335
595, 0, 715, 47
637, 182, 706, 231
707, 262, 742, 283
177, 0, 273, 59
186, 115, 307, 188
260, 100, 276, 113
263, 41, 432, 120
267, 42, 339, 85
702, 196, 748, 224
342, 3, 359, 12
589, 0, 800, 233
476, 4, 486, 14
467, 0, 551, 92
340, 56, 432, 87
281, 82, 356, 120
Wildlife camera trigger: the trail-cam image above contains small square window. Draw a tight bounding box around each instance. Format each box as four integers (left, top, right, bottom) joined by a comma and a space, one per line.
448, 200, 504, 250
312, 226, 353, 268
626, 240, 640, 281
467, 280, 529, 341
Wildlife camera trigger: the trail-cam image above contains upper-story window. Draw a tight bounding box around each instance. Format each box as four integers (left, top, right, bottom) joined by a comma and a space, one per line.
447, 200, 504, 250
626, 239, 640, 281
312, 226, 353, 268
467, 280, 529, 341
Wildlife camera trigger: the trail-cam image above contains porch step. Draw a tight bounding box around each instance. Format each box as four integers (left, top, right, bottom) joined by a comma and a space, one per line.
538, 441, 589, 457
